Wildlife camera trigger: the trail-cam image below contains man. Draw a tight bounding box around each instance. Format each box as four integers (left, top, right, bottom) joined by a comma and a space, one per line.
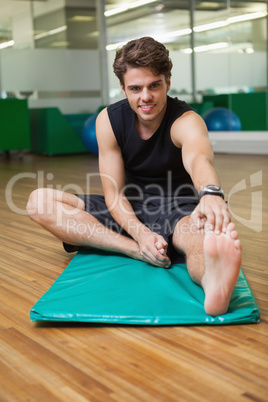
27, 37, 241, 316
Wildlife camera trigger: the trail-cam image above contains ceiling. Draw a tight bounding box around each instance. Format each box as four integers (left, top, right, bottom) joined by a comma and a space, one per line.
0, 0, 266, 51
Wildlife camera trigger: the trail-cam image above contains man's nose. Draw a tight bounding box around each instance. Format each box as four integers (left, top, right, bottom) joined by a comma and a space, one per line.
141, 88, 152, 102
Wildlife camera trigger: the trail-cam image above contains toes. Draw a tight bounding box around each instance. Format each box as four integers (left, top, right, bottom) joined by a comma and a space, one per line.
226, 222, 235, 233
234, 239, 242, 252
230, 230, 238, 240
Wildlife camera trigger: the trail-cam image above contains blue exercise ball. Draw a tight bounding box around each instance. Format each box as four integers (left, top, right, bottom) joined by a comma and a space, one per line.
203, 107, 242, 131
82, 113, 98, 155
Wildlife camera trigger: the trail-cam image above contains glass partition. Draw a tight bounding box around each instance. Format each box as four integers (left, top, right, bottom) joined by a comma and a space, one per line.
105, 0, 192, 103
0, 0, 101, 114
0, 0, 267, 126
194, 1, 267, 130
105, 0, 267, 130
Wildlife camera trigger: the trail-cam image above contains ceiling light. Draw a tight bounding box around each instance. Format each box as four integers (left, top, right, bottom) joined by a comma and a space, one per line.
163, 28, 192, 38
34, 32, 49, 40
51, 41, 70, 47
128, 0, 157, 9
105, 0, 157, 17
193, 11, 267, 33
228, 11, 267, 24
107, 29, 191, 50
106, 41, 128, 51
105, 5, 128, 17
49, 26, 67, 35
193, 20, 228, 33
68, 16, 94, 22
34, 25, 67, 40
195, 42, 229, 52
199, 2, 221, 8
0, 40, 15, 49
182, 42, 229, 53
87, 31, 99, 37
106, 10, 267, 50
181, 48, 193, 54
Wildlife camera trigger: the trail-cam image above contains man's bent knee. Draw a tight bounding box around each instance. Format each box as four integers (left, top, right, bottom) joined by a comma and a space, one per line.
172, 215, 199, 249
27, 189, 85, 225
26, 188, 54, 223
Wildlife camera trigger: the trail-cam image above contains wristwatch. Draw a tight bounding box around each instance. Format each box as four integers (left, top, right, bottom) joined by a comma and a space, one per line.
199, 185, 224, 200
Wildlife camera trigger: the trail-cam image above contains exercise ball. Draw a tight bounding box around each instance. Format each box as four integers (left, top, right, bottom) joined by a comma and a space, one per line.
82, 113, 98, 155
203, 107, 242, 131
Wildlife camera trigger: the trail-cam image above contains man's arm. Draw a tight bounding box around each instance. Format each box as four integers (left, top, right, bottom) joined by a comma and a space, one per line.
96, 108, 171, 267
171, 111, 230, 233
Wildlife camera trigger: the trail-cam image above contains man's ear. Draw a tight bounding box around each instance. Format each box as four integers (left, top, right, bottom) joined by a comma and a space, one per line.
167, 76, 171, 92
120, 83, 126, 97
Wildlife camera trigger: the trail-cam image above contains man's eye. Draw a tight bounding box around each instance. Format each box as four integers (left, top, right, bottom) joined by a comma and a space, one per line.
131, 87, 140, 91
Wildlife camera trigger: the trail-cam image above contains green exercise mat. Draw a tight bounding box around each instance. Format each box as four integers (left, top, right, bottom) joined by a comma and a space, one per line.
30, 251, 260, 325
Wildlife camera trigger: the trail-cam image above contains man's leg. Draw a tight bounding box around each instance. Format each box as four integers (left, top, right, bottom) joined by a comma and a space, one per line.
172, 214, 242, 316
26, 188, 144, 262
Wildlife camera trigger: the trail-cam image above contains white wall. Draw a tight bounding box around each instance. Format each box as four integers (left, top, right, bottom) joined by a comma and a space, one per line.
195, 52, 266, 91
108, 49, 267, 101
1, 47, 266, 113
0, 48, 101, 113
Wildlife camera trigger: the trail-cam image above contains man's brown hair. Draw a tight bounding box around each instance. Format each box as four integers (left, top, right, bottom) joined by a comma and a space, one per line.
113, 37, 173, 86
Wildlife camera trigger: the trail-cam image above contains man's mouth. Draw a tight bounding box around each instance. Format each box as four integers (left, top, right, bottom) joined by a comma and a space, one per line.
139, 104, 155, 112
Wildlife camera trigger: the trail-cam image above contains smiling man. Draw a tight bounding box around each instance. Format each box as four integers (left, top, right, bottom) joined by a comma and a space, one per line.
27, 37, 241, 316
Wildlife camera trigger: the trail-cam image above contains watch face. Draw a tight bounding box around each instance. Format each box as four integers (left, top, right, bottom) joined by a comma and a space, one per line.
207, 185, 220, 191
199, 185, 224, 200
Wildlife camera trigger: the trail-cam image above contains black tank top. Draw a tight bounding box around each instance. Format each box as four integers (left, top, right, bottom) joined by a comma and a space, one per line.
107, 96, 195, 197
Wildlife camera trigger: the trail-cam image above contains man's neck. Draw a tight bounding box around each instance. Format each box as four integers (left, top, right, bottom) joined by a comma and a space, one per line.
135, 103, 167, 140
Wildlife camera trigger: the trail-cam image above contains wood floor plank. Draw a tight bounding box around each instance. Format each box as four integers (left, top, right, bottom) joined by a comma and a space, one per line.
0, 152, 267, 401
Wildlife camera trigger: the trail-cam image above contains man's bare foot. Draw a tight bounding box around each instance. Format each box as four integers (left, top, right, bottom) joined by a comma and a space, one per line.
201, 222, 242, 316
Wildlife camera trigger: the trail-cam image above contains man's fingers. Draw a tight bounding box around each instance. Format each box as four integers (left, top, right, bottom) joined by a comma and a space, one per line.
140, 245, 170, 268
138, 232, 171, 268
142, 250, 170, 268
193, 197, 231, 234
212, 204, 231, 234
155, 240, 168, 255
222, 207, 231, 233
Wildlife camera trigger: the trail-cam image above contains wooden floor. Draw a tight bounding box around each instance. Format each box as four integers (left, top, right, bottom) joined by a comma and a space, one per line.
0, 151, 267, 401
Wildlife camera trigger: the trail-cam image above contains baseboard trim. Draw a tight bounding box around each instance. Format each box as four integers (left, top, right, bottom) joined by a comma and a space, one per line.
208, 131, 268, 155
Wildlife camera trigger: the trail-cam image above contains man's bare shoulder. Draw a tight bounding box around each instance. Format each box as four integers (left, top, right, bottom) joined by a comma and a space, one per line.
96, 107, 109, 125
96, 107, 119, 150
171, 110, 208, 148
96, 107, 113, 134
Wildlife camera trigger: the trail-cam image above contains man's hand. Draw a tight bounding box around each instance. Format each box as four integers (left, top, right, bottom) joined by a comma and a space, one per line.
136, 229, 171, 268
191, 195, 231, 234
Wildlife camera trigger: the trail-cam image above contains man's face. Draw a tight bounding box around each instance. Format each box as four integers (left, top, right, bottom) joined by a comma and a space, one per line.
121, 67, 171, 125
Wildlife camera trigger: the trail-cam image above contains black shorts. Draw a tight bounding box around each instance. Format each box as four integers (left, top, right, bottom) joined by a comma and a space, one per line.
63, 193, 198, 263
